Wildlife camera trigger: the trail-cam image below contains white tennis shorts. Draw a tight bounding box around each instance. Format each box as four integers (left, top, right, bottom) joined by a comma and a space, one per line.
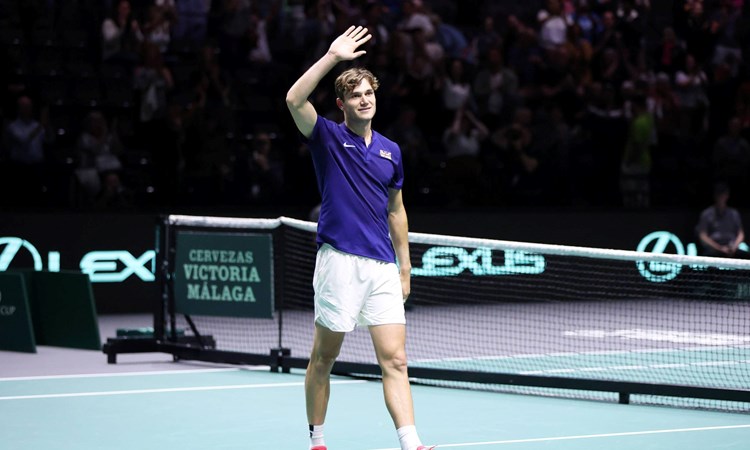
313, 244, 406, 332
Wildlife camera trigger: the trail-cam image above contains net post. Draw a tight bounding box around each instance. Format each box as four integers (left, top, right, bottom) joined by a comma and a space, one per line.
154, 215, 169, 341
270, 347, 291, 373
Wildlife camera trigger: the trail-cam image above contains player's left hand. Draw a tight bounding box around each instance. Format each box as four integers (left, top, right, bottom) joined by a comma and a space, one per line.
400, 270, 411, 302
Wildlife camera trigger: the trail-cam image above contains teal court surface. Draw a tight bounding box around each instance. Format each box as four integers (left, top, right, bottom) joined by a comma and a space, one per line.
1, 364, 749, 450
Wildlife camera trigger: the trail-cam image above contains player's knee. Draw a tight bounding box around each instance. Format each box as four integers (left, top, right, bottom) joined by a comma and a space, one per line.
310, 347, 339, 370
380, 351, 408, 374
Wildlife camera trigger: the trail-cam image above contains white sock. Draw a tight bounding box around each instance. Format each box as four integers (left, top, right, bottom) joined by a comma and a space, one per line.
309, 424, 325, 448
397, 425, 422, 450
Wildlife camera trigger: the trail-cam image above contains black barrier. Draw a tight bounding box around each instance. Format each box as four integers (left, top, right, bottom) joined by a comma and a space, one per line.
1, 211, 748, 313
0, 273, 36, 353
31, 271, 101, 350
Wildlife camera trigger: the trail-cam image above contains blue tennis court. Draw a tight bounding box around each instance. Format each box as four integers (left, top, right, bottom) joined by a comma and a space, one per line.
2, 337, 749, 450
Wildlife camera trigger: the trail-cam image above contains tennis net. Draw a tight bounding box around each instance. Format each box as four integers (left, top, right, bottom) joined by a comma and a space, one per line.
105, 214, 750, 412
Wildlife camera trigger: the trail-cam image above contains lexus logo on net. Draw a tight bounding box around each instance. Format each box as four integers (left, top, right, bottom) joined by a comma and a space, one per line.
0, 237, 155, 283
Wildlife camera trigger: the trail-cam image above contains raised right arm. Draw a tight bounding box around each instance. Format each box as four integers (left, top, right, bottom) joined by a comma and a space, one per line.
285, 26, 371, 138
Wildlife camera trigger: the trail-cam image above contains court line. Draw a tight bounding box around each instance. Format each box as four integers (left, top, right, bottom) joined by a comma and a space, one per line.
0, 367, 250, 382
0, 379, 367, 401
520, 359, 750, 375
367, 424, 750, 449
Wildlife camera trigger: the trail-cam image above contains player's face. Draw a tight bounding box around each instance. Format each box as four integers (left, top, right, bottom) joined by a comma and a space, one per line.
342, 79, 376, 122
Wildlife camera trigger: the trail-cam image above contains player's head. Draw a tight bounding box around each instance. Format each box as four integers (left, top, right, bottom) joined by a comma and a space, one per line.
335, 67, 380, 122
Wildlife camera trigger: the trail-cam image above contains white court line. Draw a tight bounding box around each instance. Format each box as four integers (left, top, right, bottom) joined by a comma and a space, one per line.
0, 367, 253, 382
367, 424, 750, 449
0, 379, 367, 401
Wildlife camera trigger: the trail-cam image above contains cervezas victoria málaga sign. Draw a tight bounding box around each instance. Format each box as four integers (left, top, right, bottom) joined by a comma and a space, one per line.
173, 231, 274, 318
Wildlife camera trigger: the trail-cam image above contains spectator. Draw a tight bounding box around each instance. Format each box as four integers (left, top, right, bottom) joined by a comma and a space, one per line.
696, 182, 748, 257
4, 96, 46, 165
537, 0, 570, 49
568, 0, 603, 43
441, 105, 488, 205
74, 111, 123, 202
2, 96, 49, 205
674, 53, 709, 137
101, 0, 143, 62
94, 172, 134, 210
398, 0, 435, 38
712, 117, 750, 198
473, 46, 519, 123
142, 3, 175, 53
134, 42, 174, 123
620, 94, 654, 208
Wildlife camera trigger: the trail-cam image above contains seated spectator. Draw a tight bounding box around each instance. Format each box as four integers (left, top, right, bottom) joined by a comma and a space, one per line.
101, 0, 143, 62
95, 171, 134, 210
696, 182, 748, 258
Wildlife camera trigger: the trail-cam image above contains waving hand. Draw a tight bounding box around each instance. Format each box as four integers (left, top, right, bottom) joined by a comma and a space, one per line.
328, 26, 372, 62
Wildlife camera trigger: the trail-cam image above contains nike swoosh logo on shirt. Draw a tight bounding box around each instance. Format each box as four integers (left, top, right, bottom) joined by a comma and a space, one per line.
343, 142, 355, 148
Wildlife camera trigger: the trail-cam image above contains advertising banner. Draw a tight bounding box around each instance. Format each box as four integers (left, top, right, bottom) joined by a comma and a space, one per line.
173, 231, 274, 318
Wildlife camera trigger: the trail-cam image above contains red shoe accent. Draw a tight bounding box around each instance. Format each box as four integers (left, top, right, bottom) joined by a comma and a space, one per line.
416, 446, 436, 450
310, 446, 327, 450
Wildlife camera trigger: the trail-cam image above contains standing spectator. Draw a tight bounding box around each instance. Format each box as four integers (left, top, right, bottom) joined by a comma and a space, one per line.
134, 42, 174, 124
674, 53, 709, 137
4, 96, 46, 165
101, 0, 143, 63
620, 94, 654, 207
712, 117, 750, 200
441, 105, 488, 205
568, 0, 603, 43
74, 111, 124, 203
142, 3, 175, 53
2, 96, 49, 205
473, 46, 519, 123
537, 0, 570, 49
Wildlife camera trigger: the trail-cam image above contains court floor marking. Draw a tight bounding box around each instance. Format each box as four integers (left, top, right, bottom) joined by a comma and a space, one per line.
413, 344, 750, 364
367, 424, 750, 449
0, 379, 367, 401
0, 367, 252, 382
520, 359, 750, 375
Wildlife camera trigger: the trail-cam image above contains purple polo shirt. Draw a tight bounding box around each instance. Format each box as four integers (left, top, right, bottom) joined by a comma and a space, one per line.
305, 115, 404, 263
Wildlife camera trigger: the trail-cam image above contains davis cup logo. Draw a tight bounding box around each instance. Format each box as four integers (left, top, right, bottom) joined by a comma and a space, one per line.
636, 231, 687, 282
0, 289, 16, 316
0, 237, 44, 271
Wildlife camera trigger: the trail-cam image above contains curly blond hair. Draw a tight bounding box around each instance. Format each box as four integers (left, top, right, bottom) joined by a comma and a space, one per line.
334, 67, 380, 100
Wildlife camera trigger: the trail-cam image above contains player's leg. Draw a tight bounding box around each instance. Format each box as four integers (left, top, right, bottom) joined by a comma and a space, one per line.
369, 323, 414, 426
306, 323, 346, 425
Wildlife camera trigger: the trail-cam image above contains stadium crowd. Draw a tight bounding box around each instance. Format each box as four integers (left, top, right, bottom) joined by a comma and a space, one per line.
1, 0, 750, 211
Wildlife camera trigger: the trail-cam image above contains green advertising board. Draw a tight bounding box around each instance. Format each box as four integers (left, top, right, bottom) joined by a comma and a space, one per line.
0, 272, 36, 353
173, 231, 274, 318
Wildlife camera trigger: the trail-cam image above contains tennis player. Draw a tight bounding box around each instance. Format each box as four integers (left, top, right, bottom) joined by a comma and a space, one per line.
286, 26, 434, 450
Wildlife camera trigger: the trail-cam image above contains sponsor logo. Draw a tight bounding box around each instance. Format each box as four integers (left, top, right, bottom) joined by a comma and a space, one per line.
343, 142, 355, 148
636, 231, 749, 282
0, 290, 15, 316
379, 149, 392, 160
412, 247, 545, 277
0, 237, 155, 283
